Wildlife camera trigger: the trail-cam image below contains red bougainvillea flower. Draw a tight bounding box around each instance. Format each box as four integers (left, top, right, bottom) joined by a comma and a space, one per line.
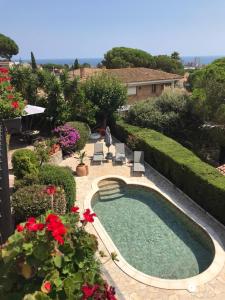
105, 284, 117, 300
82, 209, 96, 223
45, 185, 57, 196
16, 224, 24, 232
7, 94, 14, 99
70, 206, 79, 213
0, 67, 8, 74
11, 101, 19, 109
41, 281, 51, 294
82, 284, 99, 299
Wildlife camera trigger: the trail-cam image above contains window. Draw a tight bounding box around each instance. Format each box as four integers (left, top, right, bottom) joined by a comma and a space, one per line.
128, 86, 137, 96
152, 84, 157, 93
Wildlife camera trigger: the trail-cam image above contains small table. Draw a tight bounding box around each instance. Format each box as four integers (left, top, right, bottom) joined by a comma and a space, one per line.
90, 132, 101, 140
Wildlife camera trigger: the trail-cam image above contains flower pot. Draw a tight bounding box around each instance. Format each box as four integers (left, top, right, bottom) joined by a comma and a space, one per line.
3, 117, 22, 134
76, 164, 88, 176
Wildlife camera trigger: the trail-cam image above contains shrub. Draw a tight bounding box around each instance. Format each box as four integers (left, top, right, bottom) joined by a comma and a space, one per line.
12, 149, 39, 179
67, 121, 90, 151
54, 124, 80, 154
39, 164, 75, 209
11, 184, 67, 224
113, 119, 225, 225
0, 210, 117, 299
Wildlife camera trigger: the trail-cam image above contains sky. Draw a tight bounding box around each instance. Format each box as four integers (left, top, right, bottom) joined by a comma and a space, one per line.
1, 0, 225, 59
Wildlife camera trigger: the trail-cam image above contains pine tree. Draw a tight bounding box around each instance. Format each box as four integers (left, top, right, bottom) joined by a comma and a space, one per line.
73, 58, 79, 69
31, 51, 37, 71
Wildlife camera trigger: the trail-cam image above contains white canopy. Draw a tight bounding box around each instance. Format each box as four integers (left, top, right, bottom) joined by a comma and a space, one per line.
23, 105, 46, 116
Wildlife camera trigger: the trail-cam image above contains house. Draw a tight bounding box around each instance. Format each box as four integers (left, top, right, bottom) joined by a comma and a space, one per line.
69, 67, 183, 103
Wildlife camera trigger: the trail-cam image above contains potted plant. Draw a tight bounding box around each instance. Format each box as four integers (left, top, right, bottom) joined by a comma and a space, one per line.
75, 151, 88, 176
0, 67, 26, 133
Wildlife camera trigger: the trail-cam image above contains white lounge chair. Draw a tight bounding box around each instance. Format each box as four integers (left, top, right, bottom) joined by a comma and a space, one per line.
133, 151, 145, 174
115, 143, 126, 164
93, 143, 104, 164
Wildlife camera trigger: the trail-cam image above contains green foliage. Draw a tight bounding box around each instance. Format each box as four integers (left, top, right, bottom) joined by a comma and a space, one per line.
83, 72, 127, 125
34, 140, 51, 166
189, 58, 225, 124
12, 149, 39, 179
171, 51, 181, 61
66, 121, 90, 151
154, 55, 184, 75
31, 52, 37, 71
0, 212, 109, 299
41, 63, 65, 70
39, 165, 75, 209
113, 119, 225, 225
127, 89, 201, 137
11, 185, 67, 224
0, 33, 19, 60
73, 58, 79, 70
102, 47, 156, 68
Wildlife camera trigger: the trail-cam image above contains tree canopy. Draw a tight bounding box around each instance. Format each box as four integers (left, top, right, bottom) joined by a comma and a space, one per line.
102, 47, 156, 69
102, 47, 184, 74
189, 57, 225, 124
0, 33, 19, 60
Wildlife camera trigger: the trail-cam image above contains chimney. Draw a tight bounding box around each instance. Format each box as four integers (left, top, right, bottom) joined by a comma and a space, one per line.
80, 67, 85, 78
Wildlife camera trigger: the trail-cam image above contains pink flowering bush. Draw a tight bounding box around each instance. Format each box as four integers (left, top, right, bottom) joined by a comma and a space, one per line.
53, 124, 80, 154
0, 67, 25, 119
0, 207, 117, 299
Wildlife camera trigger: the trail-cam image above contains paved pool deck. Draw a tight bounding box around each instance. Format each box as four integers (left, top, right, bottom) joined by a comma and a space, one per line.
59, 138, 225, 300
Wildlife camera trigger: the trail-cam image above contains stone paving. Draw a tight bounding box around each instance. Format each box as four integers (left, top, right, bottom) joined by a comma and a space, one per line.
59, 138, 225, 300
8, 137, 225, 300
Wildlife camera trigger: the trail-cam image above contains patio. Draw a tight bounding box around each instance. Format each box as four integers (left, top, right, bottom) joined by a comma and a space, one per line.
59, 137, 225, 300
7, 137, 225, 300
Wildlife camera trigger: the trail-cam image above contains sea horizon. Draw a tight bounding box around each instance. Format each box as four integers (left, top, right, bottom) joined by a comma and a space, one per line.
15, 55, 225, 67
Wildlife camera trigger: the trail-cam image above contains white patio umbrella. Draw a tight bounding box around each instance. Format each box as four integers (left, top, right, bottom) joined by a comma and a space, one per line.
105, 126, 113, 159
23, 104, 46, 116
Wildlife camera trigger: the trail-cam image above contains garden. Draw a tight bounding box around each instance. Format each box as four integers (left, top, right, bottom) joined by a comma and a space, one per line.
0, 65, 122, 299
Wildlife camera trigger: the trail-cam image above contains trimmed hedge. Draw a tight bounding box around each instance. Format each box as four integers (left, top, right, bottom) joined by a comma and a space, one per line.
12, 184, 67, 224
66, 121, 90, 151
113, 119, 225, 225
39, 164, 76, 209
12, 149, 39, 179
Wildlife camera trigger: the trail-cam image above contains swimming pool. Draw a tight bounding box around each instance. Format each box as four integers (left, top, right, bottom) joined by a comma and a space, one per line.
91, 178, 215, 282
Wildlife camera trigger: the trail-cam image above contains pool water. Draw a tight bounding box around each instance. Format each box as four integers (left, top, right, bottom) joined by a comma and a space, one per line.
92, 179, 214, 279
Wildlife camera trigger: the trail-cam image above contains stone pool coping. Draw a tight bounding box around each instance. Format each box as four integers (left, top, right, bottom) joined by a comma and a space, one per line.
84, 175, 225, 291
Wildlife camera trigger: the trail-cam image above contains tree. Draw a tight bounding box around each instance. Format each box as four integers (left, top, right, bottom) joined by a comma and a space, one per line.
154, 55, 184, 74
102, 47, 156, 69
0, 33, 19, 60
190, 58, 225, 124
73, 58, 79, 69
83, 73, 127, 126
30, 51, 37, 71
171, 51, 181, 61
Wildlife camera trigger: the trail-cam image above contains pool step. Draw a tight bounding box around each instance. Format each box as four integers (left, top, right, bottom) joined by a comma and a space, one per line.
98, 180, 124, 201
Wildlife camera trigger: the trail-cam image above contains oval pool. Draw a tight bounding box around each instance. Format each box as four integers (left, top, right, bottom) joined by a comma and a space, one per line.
92, 178, 215, 280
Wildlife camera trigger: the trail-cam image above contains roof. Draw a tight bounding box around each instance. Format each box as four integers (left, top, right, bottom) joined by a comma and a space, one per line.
105, 67, 182, 83
69, 67, 182, 84
217, 164, 225, 176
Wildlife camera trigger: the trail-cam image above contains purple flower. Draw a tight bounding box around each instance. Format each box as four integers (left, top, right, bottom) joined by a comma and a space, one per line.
54, 124, 80, 151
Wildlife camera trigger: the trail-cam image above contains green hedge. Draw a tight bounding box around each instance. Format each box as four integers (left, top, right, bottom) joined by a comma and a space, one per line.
12, 184, 67, 224
39, 164, 75, 209
67, 121, 90, 151
113, 119, 225, 225
12, 149, 39, 179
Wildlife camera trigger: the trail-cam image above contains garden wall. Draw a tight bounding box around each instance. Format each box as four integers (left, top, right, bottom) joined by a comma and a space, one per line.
113, 120, 225, 225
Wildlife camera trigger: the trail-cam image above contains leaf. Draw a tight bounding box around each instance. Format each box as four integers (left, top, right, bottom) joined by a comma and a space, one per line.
23, 242, 33, 253
33, 243, 49, 261
63, 274, 83, 298
23, 292, 51, 300
53, 254, 62, 268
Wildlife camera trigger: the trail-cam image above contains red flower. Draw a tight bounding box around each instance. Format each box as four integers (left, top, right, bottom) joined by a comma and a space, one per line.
70, 206, 79, 213
6, 85, 13, 91
82, 209, 96, 223
16, 224, 24, 232
37, 223, 45, 231
41, 281, 51, 294
11, 101, 19, 109
46, 213, 60, 223
27, 217, 36, 224
82, 284, 99, 299
7, 94, 14, 99
0, 67, 8, 74
45, 185, 57, 195
24, 217, 44, 232
54, 235, 64, 245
